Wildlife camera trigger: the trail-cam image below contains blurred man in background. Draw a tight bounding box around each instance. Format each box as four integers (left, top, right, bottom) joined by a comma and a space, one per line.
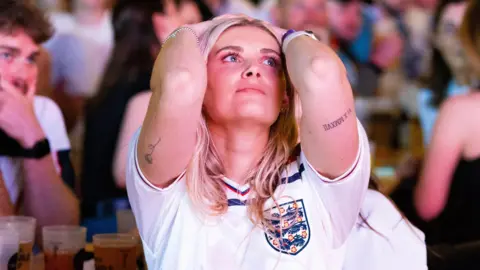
0, 0, 79, 226
45, 0, 114, 131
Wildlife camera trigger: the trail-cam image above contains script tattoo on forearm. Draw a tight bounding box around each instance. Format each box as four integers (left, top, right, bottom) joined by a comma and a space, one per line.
323, 108, 353, 131
145, 137, 161, 164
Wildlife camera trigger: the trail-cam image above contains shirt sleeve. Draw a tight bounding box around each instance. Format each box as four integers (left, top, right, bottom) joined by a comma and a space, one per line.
300, 119, 370, 248
34, 97, 71, 152
34, 97, 72, 178
126, 128, 187, 254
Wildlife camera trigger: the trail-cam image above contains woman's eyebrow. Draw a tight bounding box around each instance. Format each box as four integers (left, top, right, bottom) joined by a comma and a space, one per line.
261, 48, 281, 57
215, 45, 243, 55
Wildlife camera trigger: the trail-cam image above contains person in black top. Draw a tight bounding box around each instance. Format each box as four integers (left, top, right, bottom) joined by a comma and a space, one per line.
0, 0, 79, 227
413, 1, 480, 268
81, 0, 208, 218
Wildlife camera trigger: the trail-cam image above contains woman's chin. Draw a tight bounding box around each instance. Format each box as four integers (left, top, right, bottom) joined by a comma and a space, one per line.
232, 109, 278, 126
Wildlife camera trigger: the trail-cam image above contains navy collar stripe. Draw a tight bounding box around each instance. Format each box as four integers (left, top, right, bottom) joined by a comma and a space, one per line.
284, 163, 305, 184
227, 198, 247, 206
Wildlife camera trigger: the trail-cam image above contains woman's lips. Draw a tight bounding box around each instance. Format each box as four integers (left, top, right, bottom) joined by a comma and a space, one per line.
236, 88, 266, 95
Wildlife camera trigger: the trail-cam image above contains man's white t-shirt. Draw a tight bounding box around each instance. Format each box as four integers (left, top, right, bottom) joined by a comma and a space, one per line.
344, 189, 428, 270
126, 120, 370, 270
44, 11, 114, 98
0, 96, 70, 204
44, 11, 76, 40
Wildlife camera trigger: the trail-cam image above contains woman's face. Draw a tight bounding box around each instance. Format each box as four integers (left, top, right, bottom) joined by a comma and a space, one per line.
435, 2, 470, 83
204, 25, 286, 127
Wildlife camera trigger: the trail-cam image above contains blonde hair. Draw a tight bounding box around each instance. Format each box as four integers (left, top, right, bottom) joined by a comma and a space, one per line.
185, 18, 299, 228
459, 0, 480, 79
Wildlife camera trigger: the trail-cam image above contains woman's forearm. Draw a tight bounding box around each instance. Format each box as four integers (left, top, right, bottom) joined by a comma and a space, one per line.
284, 36, 359, 178
151, 30, 207, 96
138, 29, 207, 186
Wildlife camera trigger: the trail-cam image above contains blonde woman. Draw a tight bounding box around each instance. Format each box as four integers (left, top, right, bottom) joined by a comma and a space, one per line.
126, 15, 370, 269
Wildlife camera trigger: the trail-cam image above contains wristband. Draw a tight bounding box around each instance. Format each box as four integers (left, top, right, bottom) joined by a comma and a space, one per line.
281, 29, 296, 43
282, 30, 318, 53
23, 138, 50, 159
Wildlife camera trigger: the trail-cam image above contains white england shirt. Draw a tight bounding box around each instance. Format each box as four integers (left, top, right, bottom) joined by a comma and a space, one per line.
344, 189, 428, 270
0, 96, 70, 204
126, 120, 370, 270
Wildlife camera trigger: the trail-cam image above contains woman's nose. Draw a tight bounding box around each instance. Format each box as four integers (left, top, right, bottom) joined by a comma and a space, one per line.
242, 64, 261, 79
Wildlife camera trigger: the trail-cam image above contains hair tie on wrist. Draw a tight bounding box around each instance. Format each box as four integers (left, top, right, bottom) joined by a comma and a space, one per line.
282, 29, 296, 43
282, 30, 318, 53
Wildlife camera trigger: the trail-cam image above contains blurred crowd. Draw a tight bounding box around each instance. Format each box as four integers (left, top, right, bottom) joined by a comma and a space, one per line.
1, 0, 480, 268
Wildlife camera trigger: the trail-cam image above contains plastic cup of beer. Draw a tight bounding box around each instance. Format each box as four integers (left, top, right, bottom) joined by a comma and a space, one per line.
0, 228, 19, 270
42, 226, 87, 270
0, 216, 36, 270
93, 233, 138, 270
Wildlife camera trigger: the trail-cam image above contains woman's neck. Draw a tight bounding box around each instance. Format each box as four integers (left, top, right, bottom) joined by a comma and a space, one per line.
208, 123, 269, 185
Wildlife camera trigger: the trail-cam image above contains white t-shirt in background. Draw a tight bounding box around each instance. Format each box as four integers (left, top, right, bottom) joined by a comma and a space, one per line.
44, 11, 76, 39
217, 0, 275, 22
0, 96, 70, 205
126, 120, 371, 270
44, 11, 114, 98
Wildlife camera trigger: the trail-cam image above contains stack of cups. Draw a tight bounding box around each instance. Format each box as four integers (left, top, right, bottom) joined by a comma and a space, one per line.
0, 227, 19, 270
0, 216, 36, 270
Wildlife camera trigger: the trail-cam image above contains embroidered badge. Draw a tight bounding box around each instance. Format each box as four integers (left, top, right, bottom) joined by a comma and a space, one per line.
264, 199, 311, 255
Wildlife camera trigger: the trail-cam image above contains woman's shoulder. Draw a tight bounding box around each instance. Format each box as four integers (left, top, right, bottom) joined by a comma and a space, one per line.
439, 91, 480, 117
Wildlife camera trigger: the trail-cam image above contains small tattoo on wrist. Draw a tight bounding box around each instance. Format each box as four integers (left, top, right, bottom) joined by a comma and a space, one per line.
323, 108, 352, 131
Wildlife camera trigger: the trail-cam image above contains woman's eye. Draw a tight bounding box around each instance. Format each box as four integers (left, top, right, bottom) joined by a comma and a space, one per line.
0, 52, 12, 62
263, 58, 277, 67
223, 54, 239, 62
27, 56, 37, 65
